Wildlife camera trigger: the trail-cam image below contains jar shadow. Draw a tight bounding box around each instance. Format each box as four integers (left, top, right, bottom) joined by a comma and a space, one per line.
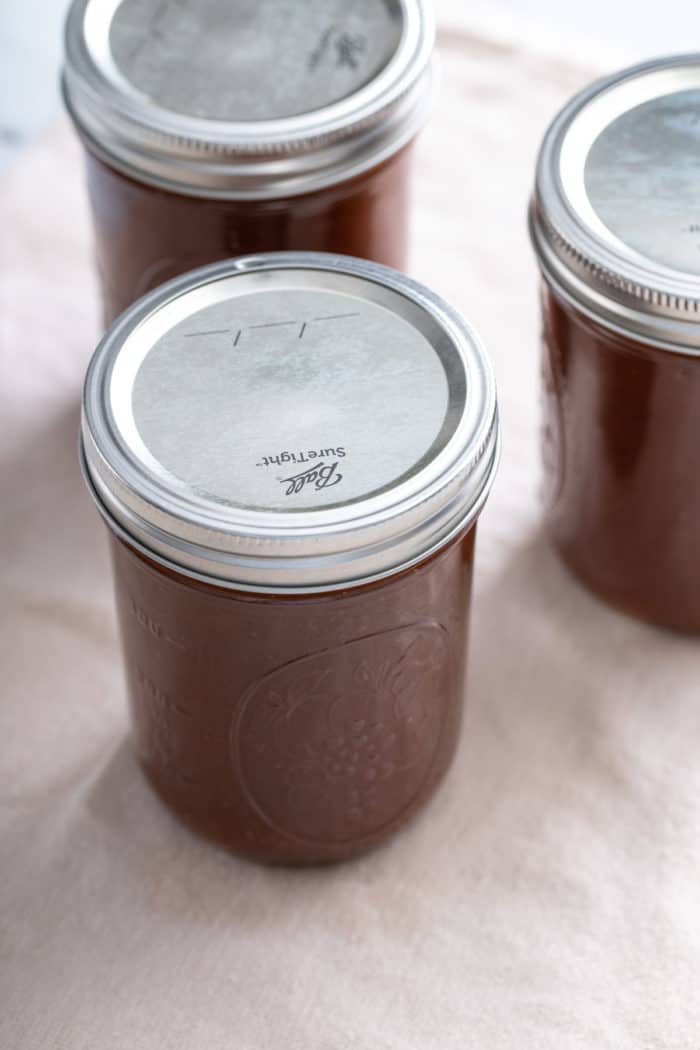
84, 737, 414, 928
455, 524, 699, 845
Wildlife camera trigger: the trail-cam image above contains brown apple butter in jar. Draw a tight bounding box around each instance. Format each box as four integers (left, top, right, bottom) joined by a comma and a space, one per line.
62, 0, 434, 325
80, 252, 500, 864
530, 55, 700, 634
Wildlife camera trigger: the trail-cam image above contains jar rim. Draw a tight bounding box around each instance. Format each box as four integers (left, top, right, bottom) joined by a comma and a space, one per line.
530, 53, 700, 353
63, 0, 435, 199
81, 252, 500, 593
82, 441, 493, 595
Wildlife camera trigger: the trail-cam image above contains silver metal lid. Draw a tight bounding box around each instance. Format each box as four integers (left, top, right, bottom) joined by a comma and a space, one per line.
81, 252, 499, 593
531, 53, 700, 352
63, 0, 434, 199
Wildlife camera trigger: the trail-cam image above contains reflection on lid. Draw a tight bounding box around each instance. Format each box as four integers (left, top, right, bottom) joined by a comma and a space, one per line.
110, 0, 404, 121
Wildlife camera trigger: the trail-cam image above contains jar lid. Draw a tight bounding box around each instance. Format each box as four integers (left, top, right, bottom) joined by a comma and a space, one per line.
530, 53, 700, 352
81, 253, 499, 593
63, 0, 434, 199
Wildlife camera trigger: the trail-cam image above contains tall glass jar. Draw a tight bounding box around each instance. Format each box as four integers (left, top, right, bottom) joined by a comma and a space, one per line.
530, 54, 700, 633
63, 0, 434, 324
80, 252, 500, 864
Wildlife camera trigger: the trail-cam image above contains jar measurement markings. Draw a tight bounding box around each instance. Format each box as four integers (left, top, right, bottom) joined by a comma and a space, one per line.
184, 311, 361, 348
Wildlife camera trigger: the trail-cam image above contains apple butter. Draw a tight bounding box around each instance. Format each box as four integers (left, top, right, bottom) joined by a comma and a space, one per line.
63, 0, 434, 324
80, 252, 500, 864
530, 54, 700, 633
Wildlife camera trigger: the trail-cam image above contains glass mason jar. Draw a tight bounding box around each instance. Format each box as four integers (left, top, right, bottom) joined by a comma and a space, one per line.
80, 252, 500, 865
530, 54, 700, 634
62, 0, 434, 325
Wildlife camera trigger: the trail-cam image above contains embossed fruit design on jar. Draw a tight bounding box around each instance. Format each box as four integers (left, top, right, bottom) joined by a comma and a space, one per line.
81, 253, 499, 864
63, 0, 434, 324
236, 624, 450, 845
530, 55, 700, 633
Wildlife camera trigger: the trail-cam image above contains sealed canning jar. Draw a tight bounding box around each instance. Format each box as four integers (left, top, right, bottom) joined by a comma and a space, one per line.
80, 252, 499, 864
62, 0, 434, 325
530, 54, 700, 634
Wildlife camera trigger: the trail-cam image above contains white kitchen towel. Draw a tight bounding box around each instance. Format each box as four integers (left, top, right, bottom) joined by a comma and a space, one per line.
2, 9, 700, 1049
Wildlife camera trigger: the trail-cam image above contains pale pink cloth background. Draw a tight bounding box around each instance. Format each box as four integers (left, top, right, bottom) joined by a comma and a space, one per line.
2, 10, 700, 1048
